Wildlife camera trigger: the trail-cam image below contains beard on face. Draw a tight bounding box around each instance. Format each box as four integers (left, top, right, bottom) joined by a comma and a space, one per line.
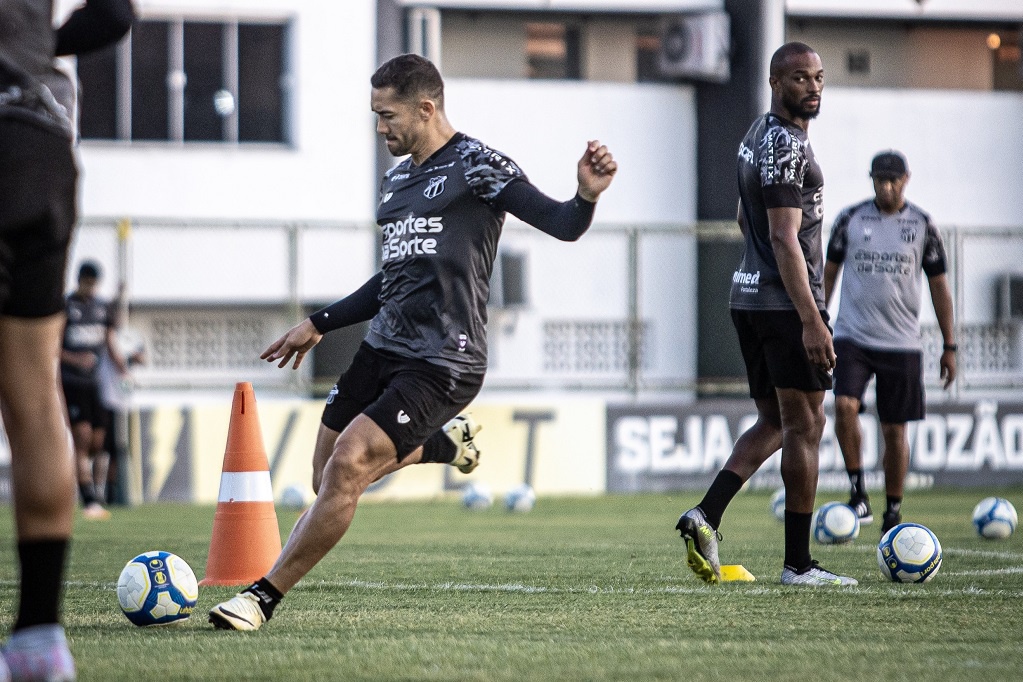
782, 91, 821, 120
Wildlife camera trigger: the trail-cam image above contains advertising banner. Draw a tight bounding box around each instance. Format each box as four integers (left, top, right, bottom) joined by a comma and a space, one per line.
607, 400, 1023, 493
132, 396, 606, 504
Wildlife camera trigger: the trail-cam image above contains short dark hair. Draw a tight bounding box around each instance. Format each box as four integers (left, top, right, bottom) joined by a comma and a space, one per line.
769, 42, 818, 78
78, 261, 101, 280
371, 54, 444, 107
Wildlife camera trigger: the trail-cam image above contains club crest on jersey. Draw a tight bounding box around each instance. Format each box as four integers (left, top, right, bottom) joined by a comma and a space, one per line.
423, 175, 447, 199
901, 226, 918, 243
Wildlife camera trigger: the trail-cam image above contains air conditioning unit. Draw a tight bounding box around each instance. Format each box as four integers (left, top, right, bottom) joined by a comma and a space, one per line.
657, 12, 730, 83
997, 273, 1023, 321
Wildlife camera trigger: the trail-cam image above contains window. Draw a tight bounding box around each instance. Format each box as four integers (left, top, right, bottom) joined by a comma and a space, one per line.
526, 22, 581, 80
77, 18, 291, 144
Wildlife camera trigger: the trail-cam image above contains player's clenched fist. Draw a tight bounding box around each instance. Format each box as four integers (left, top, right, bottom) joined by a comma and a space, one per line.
577, 140, 617, 202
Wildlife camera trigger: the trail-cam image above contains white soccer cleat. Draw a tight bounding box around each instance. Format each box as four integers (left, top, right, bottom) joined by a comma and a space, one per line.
208, 592, 267, 631
1, 624, 76, 682
444, 414, 482, 474
781, 561, 858, 586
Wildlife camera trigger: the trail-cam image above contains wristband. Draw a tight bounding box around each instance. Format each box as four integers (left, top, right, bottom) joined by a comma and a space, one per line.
943, 343, 958, 352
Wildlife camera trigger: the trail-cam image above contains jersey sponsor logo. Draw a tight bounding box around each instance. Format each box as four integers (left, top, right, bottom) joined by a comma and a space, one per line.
389, 172, 410, 181
381, 214, 444, 261
863, 227, 873, 242
423, 161, 456, 173
423, 175, 447, 200
66, 324, 106, 347
380, 191, 393, 204
397, 410, 411, 424
738, 142, 754, 165
732, 269, 761, 285
853, 249, 912, 275
732, 269, 760, 294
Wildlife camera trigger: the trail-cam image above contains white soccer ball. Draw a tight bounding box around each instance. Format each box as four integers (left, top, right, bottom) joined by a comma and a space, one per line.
770, 487, 786, 522
504, 483, 536, 513
117, 551, 198, 626
812, 502, 860, 544
279, 482, 312, 510
877, 523, 943, 583
972, 497, 1018, 539
461, 481, 493, 510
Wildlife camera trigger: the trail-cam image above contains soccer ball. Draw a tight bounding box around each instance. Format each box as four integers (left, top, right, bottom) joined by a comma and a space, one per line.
972, 497, 1018, 539
117, 551, 198, 626
279, 482, 312, 510
813, 502, 860, 544
461, 481, 493, 510
877, 523, 942, 583
504, 483, 536, 513
769, 487, 786, 522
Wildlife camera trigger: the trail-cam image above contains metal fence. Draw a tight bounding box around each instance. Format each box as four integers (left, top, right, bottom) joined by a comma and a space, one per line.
68, 217, 1023, 396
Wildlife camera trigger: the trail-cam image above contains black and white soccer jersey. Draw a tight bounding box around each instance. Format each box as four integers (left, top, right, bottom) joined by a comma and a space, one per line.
730, 113, 825, 311
366, 133, 525, 372
61, 293, 113, 382
827, 199, 947, 351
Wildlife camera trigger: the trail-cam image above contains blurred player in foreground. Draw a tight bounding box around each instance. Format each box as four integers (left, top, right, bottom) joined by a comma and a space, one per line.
209, 54, 617, 630
824, 150, 956, 534
675, 43, 858, 587
0, 1, 132, 679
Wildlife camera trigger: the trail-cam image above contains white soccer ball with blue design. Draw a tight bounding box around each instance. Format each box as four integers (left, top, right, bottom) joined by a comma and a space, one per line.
972, 497, 1017, 539
770, 487, 786, 522
812, 501, 860, 544
117, 551, 198, 626
877, 523, 942, 583
504, 483, 536, 513
461, 481, 493, 510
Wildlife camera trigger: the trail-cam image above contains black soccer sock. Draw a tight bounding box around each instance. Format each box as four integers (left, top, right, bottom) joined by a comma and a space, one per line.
420, 429, 457, 464
244, 577, 284, 621
79, 482, 97, 506
886, 496, 902, 517
14, 539, 69, 631
783, 510, 813, 571
696, 470, 744, 530
848, 468, 866, 499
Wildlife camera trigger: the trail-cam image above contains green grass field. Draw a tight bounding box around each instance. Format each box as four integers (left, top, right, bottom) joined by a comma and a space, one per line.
2, 488, 1022, 681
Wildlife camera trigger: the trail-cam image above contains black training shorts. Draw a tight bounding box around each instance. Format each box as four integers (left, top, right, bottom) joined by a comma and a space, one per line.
62, 375, 109, 429
833, 338, 924, 424
731, 308, 834, 399
321, 342, 484, 460
0, 120, 77, 318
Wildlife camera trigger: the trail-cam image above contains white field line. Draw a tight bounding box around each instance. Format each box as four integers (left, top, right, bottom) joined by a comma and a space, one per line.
2, 578, 1022, 599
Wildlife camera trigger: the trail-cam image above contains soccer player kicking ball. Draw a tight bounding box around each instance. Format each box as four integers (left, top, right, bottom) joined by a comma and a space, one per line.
674, 43, 857, 587
209, 54, 617, 630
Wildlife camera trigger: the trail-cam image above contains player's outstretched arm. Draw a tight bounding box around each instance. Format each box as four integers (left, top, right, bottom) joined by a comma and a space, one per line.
577, 140, 617, 202
263, 271, 384, 369
261, 319, 322, 370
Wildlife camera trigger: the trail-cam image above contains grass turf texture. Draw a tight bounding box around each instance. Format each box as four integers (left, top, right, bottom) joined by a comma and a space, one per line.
2, 488, 1021, 681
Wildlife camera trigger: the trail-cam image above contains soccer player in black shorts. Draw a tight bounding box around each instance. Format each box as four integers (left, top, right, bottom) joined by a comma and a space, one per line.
60, 261, 127, 521
674, 43, 857, 587
209, 53, 618, 631
824, 151, 957, 533
1, 1, 133, 679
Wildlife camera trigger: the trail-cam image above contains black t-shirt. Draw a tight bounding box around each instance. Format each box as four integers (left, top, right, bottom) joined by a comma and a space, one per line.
730, 113, 825, 311
366, 133, 525, 372
61, 293, 113, 382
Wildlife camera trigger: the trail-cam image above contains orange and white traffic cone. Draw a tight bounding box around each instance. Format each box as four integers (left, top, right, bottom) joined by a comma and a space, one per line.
199, 382, 282, 586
